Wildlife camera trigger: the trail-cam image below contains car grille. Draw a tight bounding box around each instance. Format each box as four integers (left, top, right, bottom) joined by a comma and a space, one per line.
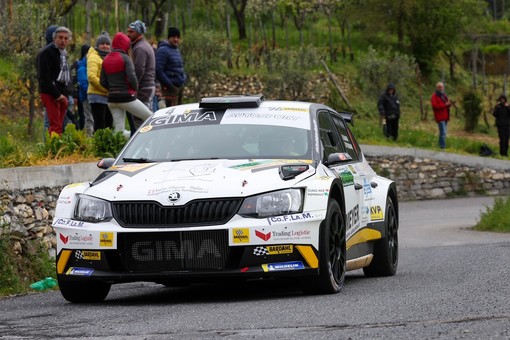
112, 198, 242, 227
119, 230, 229, 272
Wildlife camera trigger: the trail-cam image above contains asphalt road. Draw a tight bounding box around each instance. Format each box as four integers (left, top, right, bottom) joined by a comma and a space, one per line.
1, 196, 509, 339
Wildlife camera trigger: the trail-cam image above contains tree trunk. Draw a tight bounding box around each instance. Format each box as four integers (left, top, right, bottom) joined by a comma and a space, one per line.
228, 0, 247, 40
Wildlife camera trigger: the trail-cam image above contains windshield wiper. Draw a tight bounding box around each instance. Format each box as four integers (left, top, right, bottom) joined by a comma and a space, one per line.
170, 158, 219, 162
122, 157, 153, 163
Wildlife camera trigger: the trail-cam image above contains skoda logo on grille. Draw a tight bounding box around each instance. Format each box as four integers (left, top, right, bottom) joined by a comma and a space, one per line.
168, 192, 181, 202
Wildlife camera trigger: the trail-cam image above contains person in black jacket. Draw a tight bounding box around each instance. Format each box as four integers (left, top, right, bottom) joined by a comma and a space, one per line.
377, 83, 401, 140
493, 94, 510, 156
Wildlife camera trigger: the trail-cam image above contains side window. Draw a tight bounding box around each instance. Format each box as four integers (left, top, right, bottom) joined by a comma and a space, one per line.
331, 113, 360, 162
318, 110, 344, 158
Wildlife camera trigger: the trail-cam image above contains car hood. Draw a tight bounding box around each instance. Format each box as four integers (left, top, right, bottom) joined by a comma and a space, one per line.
85, 159, 315, 205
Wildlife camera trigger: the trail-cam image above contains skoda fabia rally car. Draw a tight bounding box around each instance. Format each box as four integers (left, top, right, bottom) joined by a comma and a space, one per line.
53, 95, 398, 303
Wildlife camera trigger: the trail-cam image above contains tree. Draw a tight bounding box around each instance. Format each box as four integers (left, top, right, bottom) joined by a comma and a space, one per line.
0, 1, 51, 137
283, 0, 315, 46
180, 28, 227, 100
228, 0, 248, 40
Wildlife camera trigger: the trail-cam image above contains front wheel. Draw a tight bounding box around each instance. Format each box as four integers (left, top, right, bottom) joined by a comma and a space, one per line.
363, 195, 398, 277
58, 279, 111, 303
302, 199, 346, 294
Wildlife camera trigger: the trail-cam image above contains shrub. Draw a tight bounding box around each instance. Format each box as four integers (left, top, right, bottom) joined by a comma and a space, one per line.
462, 91, 482, 132
92, 128, 128, 158
41, 124, 92, 158
356, 46, 417, 100
261, 46, 325, 100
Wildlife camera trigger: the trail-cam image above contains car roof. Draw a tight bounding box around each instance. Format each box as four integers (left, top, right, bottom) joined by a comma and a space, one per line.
152, 95, 352, 124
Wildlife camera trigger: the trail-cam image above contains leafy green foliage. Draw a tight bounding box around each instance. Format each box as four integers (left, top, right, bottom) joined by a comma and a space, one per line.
262, 46, 325, 100
356, 47, 417, 100
474, 197, 510, 233
92, 128, 128, 158
462, 91, 483, 132
180, 28, 228, 101
41, 124, 92, 157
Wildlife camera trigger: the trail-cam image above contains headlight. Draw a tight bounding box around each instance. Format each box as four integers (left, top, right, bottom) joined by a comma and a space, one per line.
239, 189, 304, 218
73, 194, 113, 223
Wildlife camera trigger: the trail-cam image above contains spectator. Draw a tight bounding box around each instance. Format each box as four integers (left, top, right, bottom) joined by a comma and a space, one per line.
431, 82, 454, 149
126, 19, 156, 131
100, 32, 153, 133
36, 26, 72, 136
71, 44, 90, 131
156, 26, 187, 108
377, 83, 400, 140
492, 94, 510, 156
76, 44, 94, 136
87, 32, 113, 131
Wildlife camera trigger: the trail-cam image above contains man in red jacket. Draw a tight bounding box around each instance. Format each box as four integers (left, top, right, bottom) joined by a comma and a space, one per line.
431, 82, 454, 149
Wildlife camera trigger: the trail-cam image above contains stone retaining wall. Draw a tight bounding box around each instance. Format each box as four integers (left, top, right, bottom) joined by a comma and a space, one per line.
1, 148, 509, 256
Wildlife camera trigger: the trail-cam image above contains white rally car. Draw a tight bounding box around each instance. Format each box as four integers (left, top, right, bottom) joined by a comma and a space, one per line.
53, 95, 398, 303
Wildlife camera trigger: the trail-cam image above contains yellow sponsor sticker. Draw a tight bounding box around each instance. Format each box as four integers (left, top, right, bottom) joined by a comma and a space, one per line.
99, 232, 114, 247
233, 228, 250, 243
139, 125, 153, 133
83, 251, 101, 261
370, 206, 384, 221
267, 245, 293, 255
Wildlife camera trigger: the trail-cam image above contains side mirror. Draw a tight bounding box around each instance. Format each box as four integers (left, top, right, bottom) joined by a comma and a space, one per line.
325, 153, 352, 166
97, 158, 116, 169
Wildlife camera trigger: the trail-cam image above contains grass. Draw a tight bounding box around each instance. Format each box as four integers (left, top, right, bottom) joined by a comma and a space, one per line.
0, 230, 57, 297
474, 196, 510, 233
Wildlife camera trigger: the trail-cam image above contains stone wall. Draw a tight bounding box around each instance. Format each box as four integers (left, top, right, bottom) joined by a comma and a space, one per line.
1, 146, 510, 255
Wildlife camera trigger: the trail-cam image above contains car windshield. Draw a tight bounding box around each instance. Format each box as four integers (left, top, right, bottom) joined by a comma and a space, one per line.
118, 122, 312, 163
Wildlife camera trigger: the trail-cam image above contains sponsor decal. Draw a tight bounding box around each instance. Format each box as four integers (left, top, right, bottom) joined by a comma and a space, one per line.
255, 228, 312, 242
370, 206, 384, 221
54, 218, 85, 228
262, 261, 305, 272
348, 165, 357, 174
131, 239, 221, 261
268, 245, 293, 254
99, 232, 114, 247
111, 163, 156, 174
255, 230, 271, 241
66, 267, 94, 276
189, 166, 216, 176
307, 188, 329, 197
363, 178, 372, 195
231, 160, 313, 172
347, 204, 360, 231
139, 125, 153, 133
57, 196, 72, 205
267, 107, 309, 112
75, 250, 101, 261
233, 228, 250, 243
339, 170, 354, 186
59, 232, 94, 246
148, 110, 218, 127
225, 112, 302, 120
252, 245, 294, 255
267, 212, 320, 225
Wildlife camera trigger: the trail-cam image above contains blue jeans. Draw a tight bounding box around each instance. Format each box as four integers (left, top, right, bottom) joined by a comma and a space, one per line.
438, 121, 447, 149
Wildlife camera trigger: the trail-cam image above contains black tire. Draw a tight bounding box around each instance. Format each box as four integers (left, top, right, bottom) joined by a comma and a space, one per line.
363, 196, 398, 277
58, 279, 111, 303
302, 199, 346, 294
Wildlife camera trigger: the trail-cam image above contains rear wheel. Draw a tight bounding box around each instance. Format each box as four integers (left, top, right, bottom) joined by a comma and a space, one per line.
58, 279, 111, 303
363, 196, 398, 277
302, 199, 346, 294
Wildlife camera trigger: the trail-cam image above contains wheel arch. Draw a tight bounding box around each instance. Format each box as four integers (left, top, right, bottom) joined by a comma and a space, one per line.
329, 179, 346, 218
388, 182, 399, 227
